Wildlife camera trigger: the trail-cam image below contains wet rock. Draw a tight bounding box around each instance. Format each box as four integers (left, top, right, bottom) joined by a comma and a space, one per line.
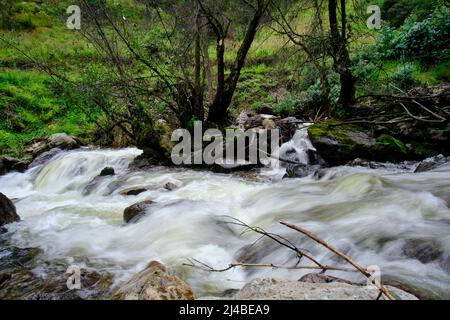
164, 181, 181, 191
237, 171, 260, 182
122, 188, 148, 196
25, 133, 79, 158
347, 158, 414, 170
99, 167, 115, 176
313, 167, 331, 180
33, 267, 113, 300
308, 120, 411, 166
402, 239, 442, 263
232, 278, 417, 300
414, 155, 449, 173
29, 148, 62, 168
284, 164, 321, 178
299, 273, 359, 285
0, 193, 21, 227
0, 156, 28, 175
0, 246, 42, 269
123, 200, 155, 223
47, 133, 79, 150
112, 261, 195, 300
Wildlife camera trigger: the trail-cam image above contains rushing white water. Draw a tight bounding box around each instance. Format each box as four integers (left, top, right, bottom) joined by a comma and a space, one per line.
1, 146, 450, 298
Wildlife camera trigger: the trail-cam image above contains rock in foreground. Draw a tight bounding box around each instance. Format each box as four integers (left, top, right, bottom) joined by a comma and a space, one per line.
230, 278, 417, 300
0, 193, 20, 227
112, 261, 195, 300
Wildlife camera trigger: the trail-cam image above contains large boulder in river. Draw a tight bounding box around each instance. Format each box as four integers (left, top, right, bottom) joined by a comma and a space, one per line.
99, 167, 115, 176
231, 278, 417, 300
0, 156, 28, 176
0, 193, 20, 227
28, 148, 63, 169
123, 200, 155, 223
414, 154, 449, 173
25, 133, 79, 158
112, 261, 195, 300
308, 120, 410, 166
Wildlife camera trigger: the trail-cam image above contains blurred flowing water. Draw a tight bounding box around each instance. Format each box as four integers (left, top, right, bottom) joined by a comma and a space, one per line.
1, 146, 449, 298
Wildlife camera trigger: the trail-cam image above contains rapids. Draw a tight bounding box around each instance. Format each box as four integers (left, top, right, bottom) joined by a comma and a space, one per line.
0, 145, 450, 298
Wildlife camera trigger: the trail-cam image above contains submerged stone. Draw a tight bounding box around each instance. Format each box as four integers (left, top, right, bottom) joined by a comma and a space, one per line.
123, 200, 155, 223
403, 239, 442, 263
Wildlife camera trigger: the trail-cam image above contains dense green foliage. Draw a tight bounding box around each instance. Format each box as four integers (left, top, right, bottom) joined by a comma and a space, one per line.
0, 0, 449, 156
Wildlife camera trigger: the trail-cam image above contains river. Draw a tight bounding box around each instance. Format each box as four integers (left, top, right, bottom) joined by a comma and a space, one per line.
1, 139, 449, 298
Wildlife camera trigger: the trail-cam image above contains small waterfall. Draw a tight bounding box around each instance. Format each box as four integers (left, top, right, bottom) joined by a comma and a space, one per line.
266, 124, 318, 178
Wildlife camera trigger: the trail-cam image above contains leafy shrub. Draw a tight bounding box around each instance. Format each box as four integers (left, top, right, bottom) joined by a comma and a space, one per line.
375, 5, 450, 62
273, 93, 300, 117
382, 0, 438, 28
389, 63, 417, 89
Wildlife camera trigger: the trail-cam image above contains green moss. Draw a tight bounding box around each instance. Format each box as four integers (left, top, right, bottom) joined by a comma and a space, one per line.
308, 120, 361, 147
374, 134, 407, 154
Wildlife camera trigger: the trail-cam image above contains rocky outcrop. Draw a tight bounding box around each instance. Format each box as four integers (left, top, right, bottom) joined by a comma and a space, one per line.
25, 133, 79, 158
28, 148, 62, 168
122, 188, 148, 196
284, 164, 321, 178
123, 200, 155, 223
308, 120, 413, 166
230, 278, 417, 300
0, 244, 112, 300
112, 261, 195, 300
298, 273, 357, 285
0, 156, 29, 176
414, 155, 449, 173
99, 167, 115, 176
0, 193, 20, 227
164, 181, 182, 191
33, 267, 113, 300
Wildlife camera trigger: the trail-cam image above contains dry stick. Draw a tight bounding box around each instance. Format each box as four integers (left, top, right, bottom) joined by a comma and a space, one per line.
183, 261, 356, 273
223, 218, 324, 268
279, 221, 397, 300
398, 102, 443, 123
391, 84, 446, 122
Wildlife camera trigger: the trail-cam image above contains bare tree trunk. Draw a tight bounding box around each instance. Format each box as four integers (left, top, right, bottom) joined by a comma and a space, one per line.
193, 13, 204, 122
202, 33, 214, 104
328, 0, 356, 108
207, 1, 267, 123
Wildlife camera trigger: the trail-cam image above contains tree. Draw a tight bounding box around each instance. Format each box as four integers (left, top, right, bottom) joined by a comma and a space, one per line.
328, 0, 356, 108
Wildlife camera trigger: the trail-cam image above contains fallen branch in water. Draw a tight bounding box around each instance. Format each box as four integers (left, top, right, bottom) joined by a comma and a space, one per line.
279, 221, 397, 300
183, 259, 356, 273
220, 217, 324, 268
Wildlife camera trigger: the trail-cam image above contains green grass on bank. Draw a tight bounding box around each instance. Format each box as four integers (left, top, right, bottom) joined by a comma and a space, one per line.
0, 70, 95, 157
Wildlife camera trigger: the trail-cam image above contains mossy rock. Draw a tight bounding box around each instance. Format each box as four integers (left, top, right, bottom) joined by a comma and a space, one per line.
308, 120, 416, 165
